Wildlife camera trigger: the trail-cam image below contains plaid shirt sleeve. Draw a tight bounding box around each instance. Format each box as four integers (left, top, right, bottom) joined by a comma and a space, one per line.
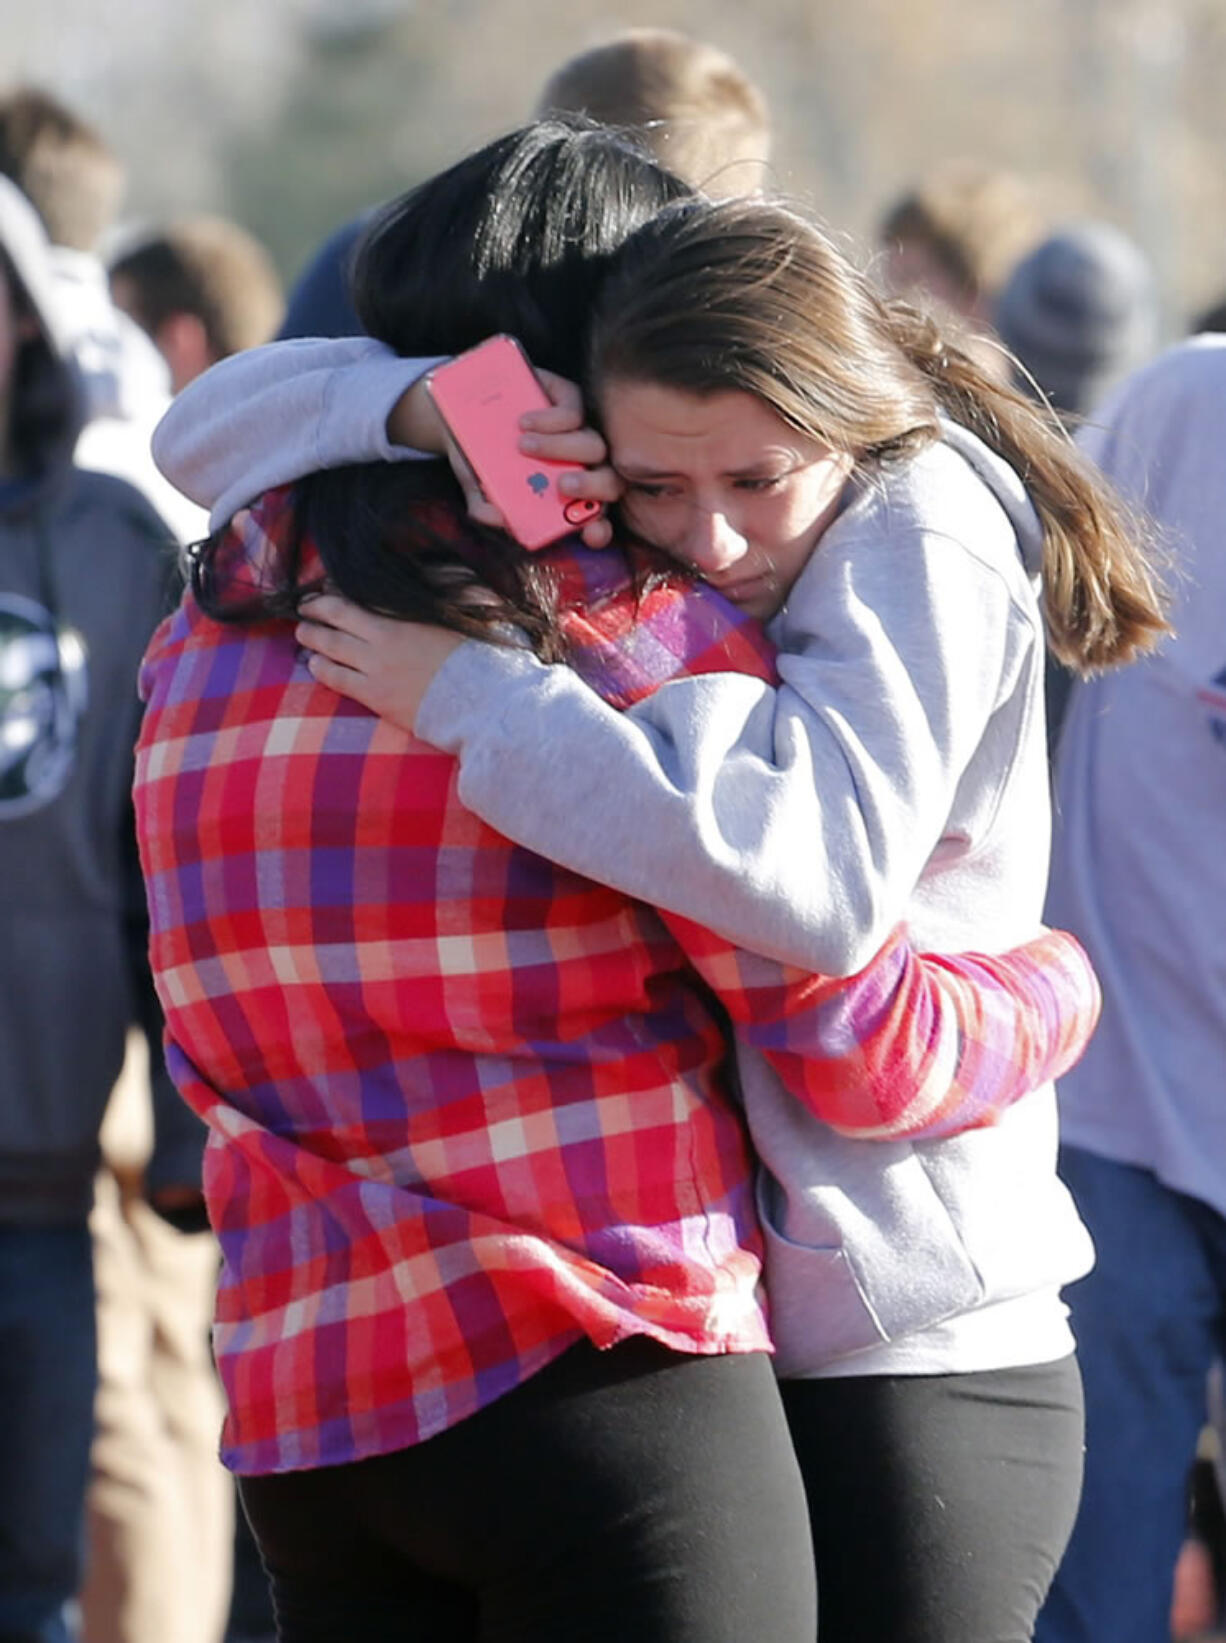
560, 555, 1102, 1143
660, 915, 1100, 1140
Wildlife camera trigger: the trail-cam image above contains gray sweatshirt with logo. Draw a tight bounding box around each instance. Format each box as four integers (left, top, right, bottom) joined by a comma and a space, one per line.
0, 176, 199, 1224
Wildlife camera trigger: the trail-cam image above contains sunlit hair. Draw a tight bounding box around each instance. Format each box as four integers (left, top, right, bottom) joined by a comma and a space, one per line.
878, 161, 1044, 311
192, 118, 693, 655
588, 197, 1168, 672
352, 115, 692, 382
0, 248, 79, 476
535, 28, 771, 199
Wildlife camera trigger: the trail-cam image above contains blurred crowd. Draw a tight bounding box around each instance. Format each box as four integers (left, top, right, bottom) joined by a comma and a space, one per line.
0, 25, 1223, 1643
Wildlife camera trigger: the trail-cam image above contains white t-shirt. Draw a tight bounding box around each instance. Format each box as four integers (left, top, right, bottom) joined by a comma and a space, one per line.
1047, 335, 1226, 1217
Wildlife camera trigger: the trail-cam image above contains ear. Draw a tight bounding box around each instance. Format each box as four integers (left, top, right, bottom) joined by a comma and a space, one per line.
153, 311, 215, 393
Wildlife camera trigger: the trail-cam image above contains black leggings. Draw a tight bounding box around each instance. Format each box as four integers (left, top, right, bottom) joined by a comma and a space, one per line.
239, 1338, 816, 1643
782, 1355, 1085, 1643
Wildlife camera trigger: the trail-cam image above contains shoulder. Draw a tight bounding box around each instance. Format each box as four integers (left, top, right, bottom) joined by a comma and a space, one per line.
57, 471, 182, 614
1078, 336, 1226, 471
777, 436, 1041, 676
1091, 335, 1226, 426
62, 467, 178, 544
1078, 337, 1226, 513
826, 438, 1036, 595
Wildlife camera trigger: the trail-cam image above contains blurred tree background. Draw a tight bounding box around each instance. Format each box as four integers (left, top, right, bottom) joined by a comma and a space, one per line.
7, 0, 1225, 333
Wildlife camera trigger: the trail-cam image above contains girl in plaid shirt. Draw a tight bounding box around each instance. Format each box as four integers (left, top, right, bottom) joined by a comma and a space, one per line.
146, 124, 1111, 1643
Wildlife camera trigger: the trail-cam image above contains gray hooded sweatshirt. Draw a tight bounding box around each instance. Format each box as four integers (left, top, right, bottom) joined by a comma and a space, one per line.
0, 175, 200, 1223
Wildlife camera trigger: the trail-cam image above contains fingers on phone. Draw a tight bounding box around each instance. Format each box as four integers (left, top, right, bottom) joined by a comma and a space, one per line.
579, 516, 615, 550
529, 369, 585, 415
520, 406, 584, 436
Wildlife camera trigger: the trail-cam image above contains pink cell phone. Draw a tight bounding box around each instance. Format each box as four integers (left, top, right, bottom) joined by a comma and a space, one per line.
425, 335, 603, 551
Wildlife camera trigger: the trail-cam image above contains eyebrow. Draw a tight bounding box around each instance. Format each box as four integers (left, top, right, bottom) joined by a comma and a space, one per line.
617, 458, 794, 481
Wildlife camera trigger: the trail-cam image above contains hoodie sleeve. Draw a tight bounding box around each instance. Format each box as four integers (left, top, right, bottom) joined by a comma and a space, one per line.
151, 338, 440, 530
417, 514, 1030, 976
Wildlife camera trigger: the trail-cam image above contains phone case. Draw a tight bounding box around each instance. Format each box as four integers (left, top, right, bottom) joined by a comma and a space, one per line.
425, 335, 603, 551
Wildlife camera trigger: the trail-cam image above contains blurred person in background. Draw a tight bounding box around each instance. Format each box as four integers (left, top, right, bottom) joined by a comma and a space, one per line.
106, 208, 282, 1643
994, 220, 1161, 423
877, 159, 1046, 380
533, 28, 771, 198
277, 26, 772, 340
0, 87, 203, 541
1169, 1430, 1226, 1643
1034, 334, 1226, 1643
0, 172, 190, 1643
109, 216, 284, 395
993, 219, 1162, 751
0, 82, 229, 1643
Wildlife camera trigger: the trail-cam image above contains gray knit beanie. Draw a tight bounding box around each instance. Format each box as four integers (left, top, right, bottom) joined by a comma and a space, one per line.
994, 220, 1159, 417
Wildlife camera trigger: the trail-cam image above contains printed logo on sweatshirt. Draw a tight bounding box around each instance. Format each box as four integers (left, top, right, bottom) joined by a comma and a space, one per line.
0, 594, 89, 817
1199, 664, 1226, 746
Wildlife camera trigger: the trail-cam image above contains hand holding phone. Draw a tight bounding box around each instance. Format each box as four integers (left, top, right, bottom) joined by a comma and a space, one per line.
426, 336, 605, 551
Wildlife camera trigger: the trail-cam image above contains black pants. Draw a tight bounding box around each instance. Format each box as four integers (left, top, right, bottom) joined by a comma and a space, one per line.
239, 1338, 816, 1643
782, 1355, 1085, 1643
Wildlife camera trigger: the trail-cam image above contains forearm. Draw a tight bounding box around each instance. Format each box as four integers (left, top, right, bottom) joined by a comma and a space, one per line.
417, 648, 990, 973
666, 920, 1101, 1141
151, 338, 441, 528
417, 638, 854, 968
415, 533, 1013, 976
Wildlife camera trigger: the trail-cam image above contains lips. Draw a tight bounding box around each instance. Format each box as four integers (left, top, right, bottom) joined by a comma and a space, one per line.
711, 572, 770, 605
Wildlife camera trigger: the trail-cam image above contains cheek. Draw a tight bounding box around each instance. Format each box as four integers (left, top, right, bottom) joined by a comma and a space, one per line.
779, 463, 851, 547
747, 491, 821, 553
620, 496, 687, 552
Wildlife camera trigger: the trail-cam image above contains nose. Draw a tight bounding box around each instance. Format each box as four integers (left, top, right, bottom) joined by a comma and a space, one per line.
681, 506, 749, 575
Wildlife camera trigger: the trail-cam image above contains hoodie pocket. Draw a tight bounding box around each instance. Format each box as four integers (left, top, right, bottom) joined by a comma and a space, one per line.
755, 1147, 987, 1375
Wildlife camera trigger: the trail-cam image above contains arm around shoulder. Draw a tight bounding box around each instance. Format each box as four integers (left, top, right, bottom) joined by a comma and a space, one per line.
414, 525, 1022, 975
151, 337, 441, 529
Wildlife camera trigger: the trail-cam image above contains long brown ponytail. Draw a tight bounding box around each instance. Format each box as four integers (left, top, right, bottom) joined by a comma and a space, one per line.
884, 300, 1168, 669
590, 198, 1169, 673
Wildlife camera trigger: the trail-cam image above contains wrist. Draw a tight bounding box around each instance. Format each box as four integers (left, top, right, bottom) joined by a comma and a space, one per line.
388, 375, 445, 452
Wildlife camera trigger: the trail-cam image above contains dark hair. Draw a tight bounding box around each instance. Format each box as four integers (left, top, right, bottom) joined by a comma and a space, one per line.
0, 248, 79, 477
352, 116, 692, 380
589, 197, 1168, 672
192, 117, 692, 653
109, 215, 284, 359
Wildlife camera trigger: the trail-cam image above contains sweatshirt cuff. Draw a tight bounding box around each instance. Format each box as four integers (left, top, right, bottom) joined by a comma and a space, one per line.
415, 638, 545, 752
317, 351, 447, 467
